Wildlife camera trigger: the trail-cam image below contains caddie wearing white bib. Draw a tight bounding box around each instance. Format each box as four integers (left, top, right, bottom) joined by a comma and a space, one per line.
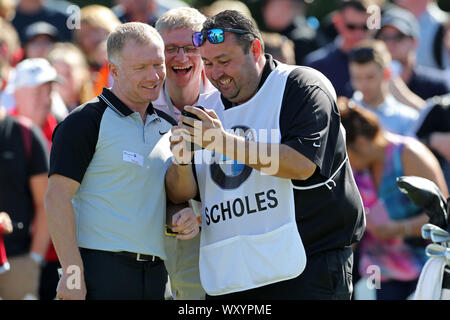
166, 10, 365, 300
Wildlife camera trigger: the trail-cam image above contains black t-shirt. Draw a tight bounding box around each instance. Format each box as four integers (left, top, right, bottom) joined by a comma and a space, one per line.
0, 115, 49, 256
416, 95, 450, 185
305, 43, 354, 98
417, 99, 450, 138
407, 66, 450, 100
201, 55, 365, 257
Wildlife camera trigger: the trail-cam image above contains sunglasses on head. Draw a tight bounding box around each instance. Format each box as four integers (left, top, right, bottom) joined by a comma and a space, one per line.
192, 28, 253, 47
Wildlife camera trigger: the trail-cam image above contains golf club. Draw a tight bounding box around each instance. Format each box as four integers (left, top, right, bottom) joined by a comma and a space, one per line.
426, 243, 449, 261
431, 228, 450, 246
422, 224, 441, 240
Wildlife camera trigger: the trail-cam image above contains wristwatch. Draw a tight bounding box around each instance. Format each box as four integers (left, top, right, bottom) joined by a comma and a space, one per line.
30, 252, 45, 266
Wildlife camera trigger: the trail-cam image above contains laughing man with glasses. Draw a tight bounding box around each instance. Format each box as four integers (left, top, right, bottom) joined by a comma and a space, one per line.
153, 7, 216, 301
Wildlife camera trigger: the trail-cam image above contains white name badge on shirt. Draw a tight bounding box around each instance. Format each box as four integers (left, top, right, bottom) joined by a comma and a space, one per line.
123, 151, 144, 167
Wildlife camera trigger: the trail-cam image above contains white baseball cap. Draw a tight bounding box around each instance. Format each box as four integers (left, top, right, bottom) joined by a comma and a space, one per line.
6, 58, 61, 92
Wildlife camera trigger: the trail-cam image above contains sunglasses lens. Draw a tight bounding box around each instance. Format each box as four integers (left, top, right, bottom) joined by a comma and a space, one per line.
207, 29, 225, 44
346, 23, 368, 31
192, 32, 204, 47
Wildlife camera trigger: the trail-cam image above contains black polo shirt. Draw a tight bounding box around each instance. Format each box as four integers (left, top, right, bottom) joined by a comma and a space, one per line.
0, 115, 49, 256
209, 54, 365, 257
49, 88, 177, 255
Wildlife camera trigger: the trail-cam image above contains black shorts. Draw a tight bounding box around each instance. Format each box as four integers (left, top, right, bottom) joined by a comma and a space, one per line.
206, 246, 353, 300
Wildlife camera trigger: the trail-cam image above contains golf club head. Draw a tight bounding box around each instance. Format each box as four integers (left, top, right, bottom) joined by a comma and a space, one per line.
431, 228, 450, 245
426, 243, 447, 258
397, 176, 448, 229
422, 223, 441, 240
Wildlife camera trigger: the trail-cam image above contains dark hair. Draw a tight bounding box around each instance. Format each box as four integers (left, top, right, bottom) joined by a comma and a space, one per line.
339, 0, 374, 12
348, 39, 391, 69
337, 97, 381, 145
201, 10, 264, 54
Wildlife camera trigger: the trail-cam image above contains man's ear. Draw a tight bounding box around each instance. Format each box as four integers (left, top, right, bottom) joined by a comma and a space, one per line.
332, 12, 345, 34
384, 67, 391, 80
251, 39, 262, 61
109, 62, 119, 80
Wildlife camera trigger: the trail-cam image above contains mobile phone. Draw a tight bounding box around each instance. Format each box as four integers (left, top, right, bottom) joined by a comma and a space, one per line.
181, 106, 205, 124
181, 106, 205, 151
165, 226, 179, 237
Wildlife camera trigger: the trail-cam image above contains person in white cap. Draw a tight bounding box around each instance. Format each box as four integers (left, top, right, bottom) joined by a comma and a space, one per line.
7, 58, 63, 147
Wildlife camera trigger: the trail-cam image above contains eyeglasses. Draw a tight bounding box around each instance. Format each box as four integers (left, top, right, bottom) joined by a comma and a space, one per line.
192, 28, 253, 47
345, 23, 369, 31
376, 33, 408, 42
165, 45, 199, 57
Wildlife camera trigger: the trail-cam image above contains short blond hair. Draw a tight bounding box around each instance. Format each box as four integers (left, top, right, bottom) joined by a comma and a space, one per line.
48, 42, 89, 71
155, 7, 206, 34
48, 42, 94, 104
80, 5, 121, 33
107, 22, 163, 66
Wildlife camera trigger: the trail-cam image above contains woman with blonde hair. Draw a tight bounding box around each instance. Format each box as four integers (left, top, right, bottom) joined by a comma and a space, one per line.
75, 5, 121, 96
48, 42, 94, 112
75, 5, 121, 67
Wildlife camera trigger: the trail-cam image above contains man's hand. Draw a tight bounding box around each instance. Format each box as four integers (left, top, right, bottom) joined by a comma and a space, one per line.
0, 211, 13, 234
171, 207, 199, 240
56, 268, 87, 300
170, 126, 195, 165
178, 106, 225, 151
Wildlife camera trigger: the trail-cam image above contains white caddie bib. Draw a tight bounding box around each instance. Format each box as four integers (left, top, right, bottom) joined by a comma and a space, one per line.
194, 63, 307, 295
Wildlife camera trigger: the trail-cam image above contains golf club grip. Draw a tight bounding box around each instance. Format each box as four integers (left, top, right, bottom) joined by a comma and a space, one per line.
443, 268, 450, 289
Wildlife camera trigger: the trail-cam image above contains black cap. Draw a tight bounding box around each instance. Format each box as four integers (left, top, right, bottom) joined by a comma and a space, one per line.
24, 21, 59, 43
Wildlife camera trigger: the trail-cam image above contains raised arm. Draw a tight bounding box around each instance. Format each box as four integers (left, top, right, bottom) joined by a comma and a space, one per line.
177, 106, 317, 180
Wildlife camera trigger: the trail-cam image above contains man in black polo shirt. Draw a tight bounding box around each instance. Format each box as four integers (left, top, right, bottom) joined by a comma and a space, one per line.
166, 10, 365, 299
0, 106, 50, 299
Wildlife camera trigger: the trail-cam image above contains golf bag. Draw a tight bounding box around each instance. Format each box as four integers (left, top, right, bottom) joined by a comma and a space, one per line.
397, 176, 450, 300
